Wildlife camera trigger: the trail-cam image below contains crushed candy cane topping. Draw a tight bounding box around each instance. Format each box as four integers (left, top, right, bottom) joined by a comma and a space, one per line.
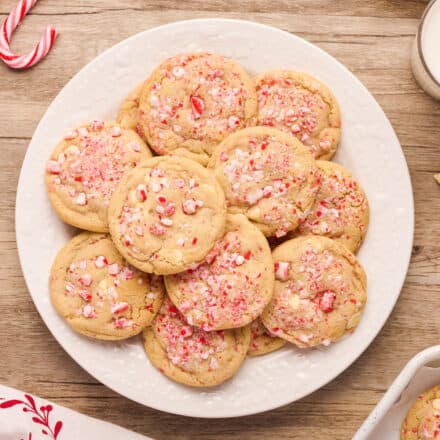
167, 227, 269, 330
298, 163, 368, 249
249, 318, 281, 351
153, 298, 230, 371
60, 239, 162, 329
138, 53, 253, 156
256, 73, 338, 158
115, 162, 216, 262
268, 240, 365, 346
214, 132, 319, 236
46, 122, 145, 208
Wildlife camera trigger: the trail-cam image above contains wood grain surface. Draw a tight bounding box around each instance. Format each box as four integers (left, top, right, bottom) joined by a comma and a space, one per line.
1, 1, 439, 439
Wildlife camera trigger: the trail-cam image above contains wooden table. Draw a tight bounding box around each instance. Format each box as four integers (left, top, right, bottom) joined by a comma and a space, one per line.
1, 1, 439, 438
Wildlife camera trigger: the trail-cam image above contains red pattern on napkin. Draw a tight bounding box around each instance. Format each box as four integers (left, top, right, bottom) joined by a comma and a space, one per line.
0, 393, 63, 439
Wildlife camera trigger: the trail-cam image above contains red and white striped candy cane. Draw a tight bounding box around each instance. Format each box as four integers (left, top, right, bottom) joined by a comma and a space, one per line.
0, 0, 58, 70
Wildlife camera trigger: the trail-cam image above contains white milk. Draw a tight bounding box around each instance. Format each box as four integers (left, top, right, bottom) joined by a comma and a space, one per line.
422, 0, 440, 83
412, 0, 440, 100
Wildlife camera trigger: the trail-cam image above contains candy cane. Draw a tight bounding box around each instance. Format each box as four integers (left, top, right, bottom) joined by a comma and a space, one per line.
0, 0, 58, 70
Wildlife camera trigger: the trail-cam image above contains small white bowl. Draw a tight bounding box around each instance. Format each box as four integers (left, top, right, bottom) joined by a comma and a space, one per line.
354, 345, 440, 439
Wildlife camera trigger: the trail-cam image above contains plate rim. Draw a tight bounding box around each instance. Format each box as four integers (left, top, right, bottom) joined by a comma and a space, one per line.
15, 17, 415, 418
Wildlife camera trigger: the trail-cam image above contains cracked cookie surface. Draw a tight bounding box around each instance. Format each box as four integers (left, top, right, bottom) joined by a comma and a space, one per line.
165, 213, 274, 331
137, 52, 257, 165
45, 120, 151, 232
49, 232, 164, 340
143, 297, 250, 387
108, 156, 227, 275
401, 384, 440, 440
247, 318, 286, 357
293, 161, 369, 253
255, 70, 341, 160
209, 126, 319, 238
262, 235, 367, 348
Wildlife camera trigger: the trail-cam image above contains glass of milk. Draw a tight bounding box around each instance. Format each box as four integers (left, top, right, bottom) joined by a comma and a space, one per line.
412, 0, 440, 100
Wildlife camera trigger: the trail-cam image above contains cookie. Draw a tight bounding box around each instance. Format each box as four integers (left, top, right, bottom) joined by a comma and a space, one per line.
164, 213, 274, 331
143, 297, 250, 387
108, 156, 227, 275
401, 385, 440, 439
208, 126, 319, 238
137, 52, 258, 165
117, 83, 144, 131
255, 70, 341, 160
261, 236, 367, 347
294, 161, 369, 253
49, 232, 164, 340
247, 318, 286, 357
45, 121, 151, 232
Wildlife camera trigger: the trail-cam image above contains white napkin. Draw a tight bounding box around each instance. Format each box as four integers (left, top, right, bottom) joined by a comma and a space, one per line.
0, 384, 153, 440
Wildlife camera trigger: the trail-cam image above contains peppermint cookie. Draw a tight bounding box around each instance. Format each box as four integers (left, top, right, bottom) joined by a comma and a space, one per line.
108, 156, 227, 275
401, 385, 440, 440
208, 127, 319, 237
45, 121, 151, 232
137, 52, 258, 165
165, 213, 274, 331
49, 232, 164, 340
295, 161, 369, 253
262, 236, 367, 347
248, 318, 286, 357
143, 297, 250, 387
117, 83, 144, 130
255, 70, 341, 160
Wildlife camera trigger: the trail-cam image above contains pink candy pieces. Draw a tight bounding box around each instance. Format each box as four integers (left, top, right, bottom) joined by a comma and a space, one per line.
78, 290, 92, 302
190, 96, 205, 119
318, 291, 336, 313
46, 160, 61, 174
82, 304, 97, 319
274, 261, 290, 281
114, 317, 134, 329
108, 263, 120, 276
78, 273, 92, 287
150, 223, 166, 236
136, 184, 148, 202
182, 199, 203, 215
111, 302, 129, 315
110, 126, 122, 137
75, 192, 87, 206
94, 255, 108, 268
90, 120, 104, 131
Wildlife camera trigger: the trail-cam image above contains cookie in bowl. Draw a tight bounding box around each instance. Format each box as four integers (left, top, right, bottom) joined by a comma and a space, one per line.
401, 384, 440, 440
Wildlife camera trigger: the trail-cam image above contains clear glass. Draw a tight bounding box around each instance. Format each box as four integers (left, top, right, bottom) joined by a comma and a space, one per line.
411, 0, 440, 100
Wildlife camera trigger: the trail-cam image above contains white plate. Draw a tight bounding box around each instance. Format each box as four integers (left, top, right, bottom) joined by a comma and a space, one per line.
15, 18, 414, 418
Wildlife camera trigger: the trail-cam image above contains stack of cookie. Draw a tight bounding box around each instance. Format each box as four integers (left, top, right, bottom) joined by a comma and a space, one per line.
45, 52, 369, 388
